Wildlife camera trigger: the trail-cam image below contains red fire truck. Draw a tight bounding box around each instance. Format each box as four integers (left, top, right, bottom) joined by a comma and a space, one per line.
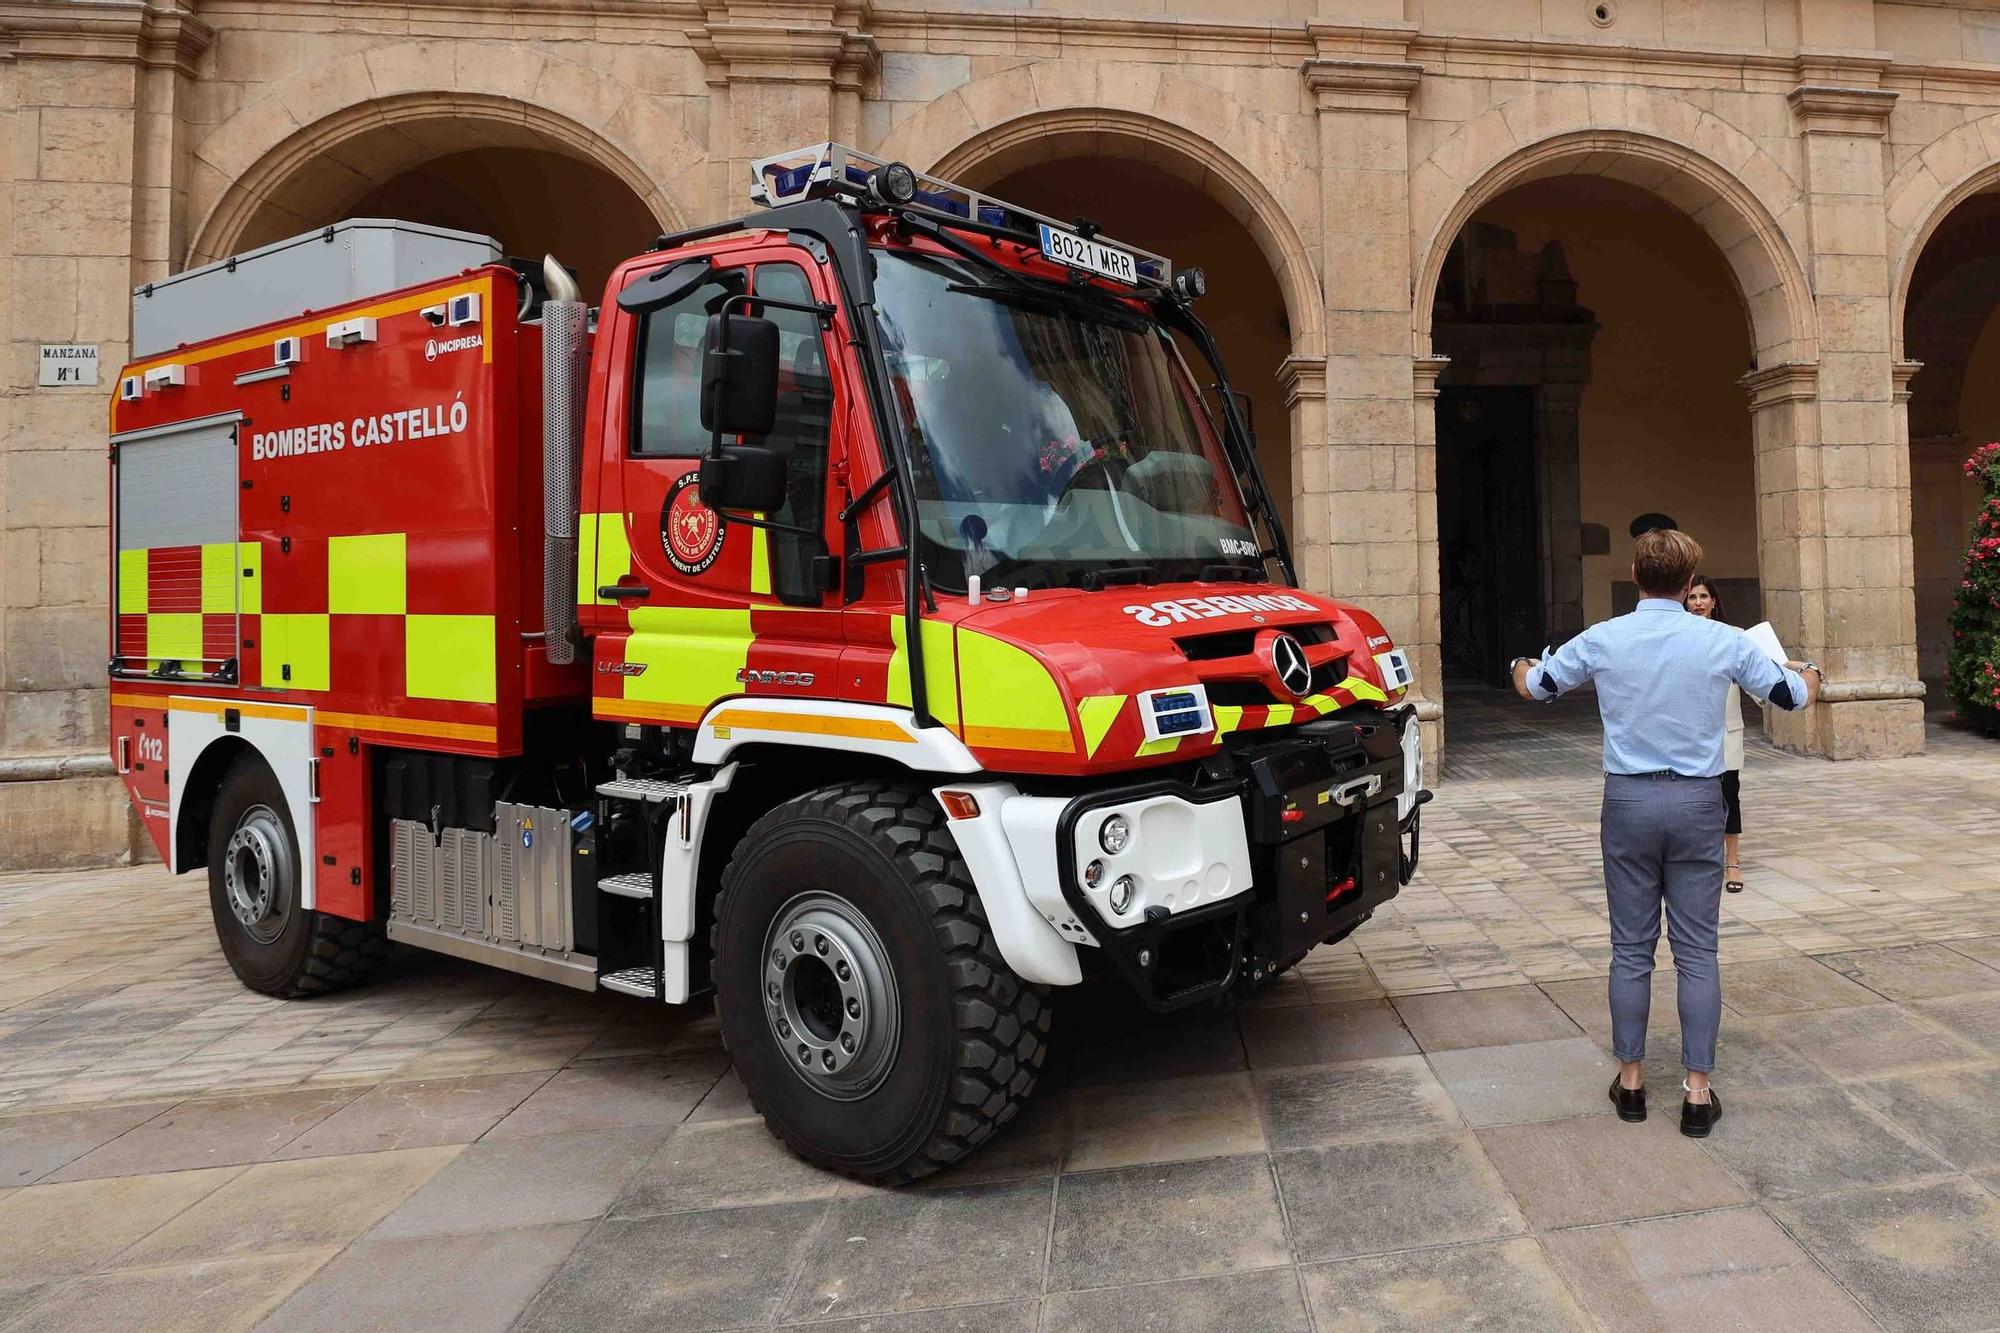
107, 145, 1425, 1181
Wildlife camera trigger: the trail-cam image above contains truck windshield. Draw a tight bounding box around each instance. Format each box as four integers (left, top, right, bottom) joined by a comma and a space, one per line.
871, 249, 1262, 591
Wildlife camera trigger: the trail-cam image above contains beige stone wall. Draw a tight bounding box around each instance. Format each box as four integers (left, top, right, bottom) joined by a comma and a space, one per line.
13, 0, 2000, 863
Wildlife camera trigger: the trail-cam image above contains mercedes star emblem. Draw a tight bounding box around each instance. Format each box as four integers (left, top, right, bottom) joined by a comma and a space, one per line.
1270, 633, 1312, 698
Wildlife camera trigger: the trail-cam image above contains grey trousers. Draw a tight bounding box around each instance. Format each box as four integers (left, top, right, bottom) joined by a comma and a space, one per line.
1600, 772, 1727, 1073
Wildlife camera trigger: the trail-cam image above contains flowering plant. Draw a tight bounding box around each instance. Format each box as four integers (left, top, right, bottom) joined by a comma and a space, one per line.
1946, 442, 2000, 728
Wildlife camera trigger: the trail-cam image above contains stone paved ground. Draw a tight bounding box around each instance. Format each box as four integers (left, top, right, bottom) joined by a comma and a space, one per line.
2, 695, 1998, 1331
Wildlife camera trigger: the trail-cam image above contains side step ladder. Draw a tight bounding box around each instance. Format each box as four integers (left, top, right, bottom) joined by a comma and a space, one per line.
592, 775, 693, 1002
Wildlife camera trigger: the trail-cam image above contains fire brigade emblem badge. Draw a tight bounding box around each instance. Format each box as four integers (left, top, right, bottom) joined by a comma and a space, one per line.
661, 471, 724, 576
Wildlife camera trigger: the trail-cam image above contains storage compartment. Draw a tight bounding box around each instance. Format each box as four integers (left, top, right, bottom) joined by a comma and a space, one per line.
132, 219, 501, 357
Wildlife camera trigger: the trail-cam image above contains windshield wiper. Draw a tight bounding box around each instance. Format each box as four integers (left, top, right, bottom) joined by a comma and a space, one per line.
1072, 563, 1157, 590
1198, 564, 1265, 584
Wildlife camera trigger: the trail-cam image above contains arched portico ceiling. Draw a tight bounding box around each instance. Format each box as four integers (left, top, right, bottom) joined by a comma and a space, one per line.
922, 110, 1322, 357
190, 92, 683, 268
873, 62, 1324, 358
1413, 127, 1817, 368
1886, 114, 2000, 361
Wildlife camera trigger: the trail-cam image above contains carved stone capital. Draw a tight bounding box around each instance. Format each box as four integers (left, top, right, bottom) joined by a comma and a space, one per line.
1891, 359, 1923, 401
0, 0, 213, 76
1788, 85, 1897, 137
1277, 355, 1327, 408
1739, 360, 1820, 409
1412, 355, 1451, 400
1301, 58, 1423, 114
689, 1, 879, 90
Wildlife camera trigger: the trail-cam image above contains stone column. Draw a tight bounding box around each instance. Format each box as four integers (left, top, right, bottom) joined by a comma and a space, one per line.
1300, 27, 1434, 743
690, 1, 878, 220
1411, 354, 1448, 782
1781, 63, 1924, 757
0, 1, 209, 867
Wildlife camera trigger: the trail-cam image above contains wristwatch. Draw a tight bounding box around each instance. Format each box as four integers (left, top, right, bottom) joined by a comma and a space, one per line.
1508, 656, 1535, 674
1796, 660, 1821, 676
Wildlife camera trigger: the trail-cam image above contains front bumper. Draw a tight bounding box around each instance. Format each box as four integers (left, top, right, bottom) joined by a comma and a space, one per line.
1049, 705, 1421, 1010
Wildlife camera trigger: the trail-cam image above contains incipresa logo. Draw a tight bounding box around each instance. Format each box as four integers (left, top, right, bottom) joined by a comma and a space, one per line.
425, 333, 484, 361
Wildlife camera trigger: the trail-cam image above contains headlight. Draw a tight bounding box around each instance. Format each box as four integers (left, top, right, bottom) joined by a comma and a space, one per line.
1099, 814, 1132, 855
1108, 875, 1137, 915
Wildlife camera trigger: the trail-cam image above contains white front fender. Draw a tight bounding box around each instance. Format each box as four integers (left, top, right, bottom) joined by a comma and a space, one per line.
931, 782, 1082, 987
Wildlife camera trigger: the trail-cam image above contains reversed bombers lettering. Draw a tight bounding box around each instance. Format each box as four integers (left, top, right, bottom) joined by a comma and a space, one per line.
1121, 592, 1316, 627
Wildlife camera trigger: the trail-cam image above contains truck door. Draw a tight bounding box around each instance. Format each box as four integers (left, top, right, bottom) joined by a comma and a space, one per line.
591, 254, 844, 728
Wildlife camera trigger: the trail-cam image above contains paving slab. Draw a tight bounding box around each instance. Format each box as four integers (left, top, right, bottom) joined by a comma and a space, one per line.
1946, 935, 2000, 972
1301, 1236, 1591, 1332
1049, 1155, 1288, 1289
1061, 1009, 1246, 1086
44, 1087, 356, 1180
121, 1144, 459, 1265
780, 1175, 1053, 1322
3, 1250, 334, 1333
370, 1125, 668, 1238
1721, 955, 1885, 1015
1771, 1176, 2000, 1333
1543, 1205, 1875, 1331
482, 1056, 716, 1140
611, 1118, 850, 1216
0, 1284, 48, 1328
1849, 1064, 2000, 1171
1818, 944, 2000, 1002
1041, 1268, 1310, 1333
779, 1299, 1038, 1331
252, 1221, 591, 1333
1393, 985, 1581, 1053
1428, 1037, 1616, 1127
1237, 999, 1419, 1069
268, 1072, 549, 1158
1540, 975, 1683, 1047
0, 1102, 174, 1186
0, 1165, 241, 1284
516, 1200, 829, 1333
685, 1063, 758, 1123
1065, 1071, 1265, 1171
1476, 1114, 1748, 1228
1274, 1133, 1526, 1262
1763, 1003, 1987, 1080
1701, 1085, 1957, 1200
1911, 992, 2000, 1056
1254, 1054, 1460, 1151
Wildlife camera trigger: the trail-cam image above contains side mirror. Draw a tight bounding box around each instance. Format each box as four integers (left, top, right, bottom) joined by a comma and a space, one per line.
699, 445, 787, 513
699, 313, 779, 438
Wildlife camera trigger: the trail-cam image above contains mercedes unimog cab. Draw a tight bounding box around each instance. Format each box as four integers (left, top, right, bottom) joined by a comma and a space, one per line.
107, 144, 1427, 1182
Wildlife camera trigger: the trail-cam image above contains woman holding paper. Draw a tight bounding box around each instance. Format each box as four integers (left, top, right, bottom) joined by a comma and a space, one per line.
1686, 577, 1745, 893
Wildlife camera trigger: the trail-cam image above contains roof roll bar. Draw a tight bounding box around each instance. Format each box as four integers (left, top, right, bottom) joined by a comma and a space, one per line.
747, 142, 1176, 291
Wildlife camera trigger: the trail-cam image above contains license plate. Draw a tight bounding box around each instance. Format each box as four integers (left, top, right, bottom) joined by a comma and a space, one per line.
1038, 223, 1138, 284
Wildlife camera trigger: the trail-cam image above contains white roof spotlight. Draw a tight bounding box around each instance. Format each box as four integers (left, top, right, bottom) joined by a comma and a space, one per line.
869, 160, 918, 207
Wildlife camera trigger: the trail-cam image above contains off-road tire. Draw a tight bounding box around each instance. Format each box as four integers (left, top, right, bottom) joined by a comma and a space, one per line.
207, 755, 384, 998
710, 779, 1052, 1184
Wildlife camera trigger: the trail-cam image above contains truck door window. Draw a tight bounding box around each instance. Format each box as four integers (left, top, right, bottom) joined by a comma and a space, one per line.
630, 268, 748, 457
753, 262, 834, 605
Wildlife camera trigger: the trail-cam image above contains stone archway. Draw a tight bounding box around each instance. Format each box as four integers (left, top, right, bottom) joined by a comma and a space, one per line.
188, 93, 679, 295
1412, 127, 1818, 760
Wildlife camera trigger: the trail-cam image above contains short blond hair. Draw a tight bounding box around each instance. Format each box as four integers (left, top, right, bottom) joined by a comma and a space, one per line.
1633, 528, 1703, 598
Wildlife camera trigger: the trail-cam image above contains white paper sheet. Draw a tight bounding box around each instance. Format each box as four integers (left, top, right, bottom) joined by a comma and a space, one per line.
1743, 620, 1788, 664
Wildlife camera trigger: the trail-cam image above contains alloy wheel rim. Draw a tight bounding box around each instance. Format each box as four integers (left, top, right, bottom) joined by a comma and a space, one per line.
761, 892, 900, 1100
223, 804, 293, 944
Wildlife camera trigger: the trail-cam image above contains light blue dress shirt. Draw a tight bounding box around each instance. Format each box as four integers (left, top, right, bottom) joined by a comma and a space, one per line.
1527, 599, 1810, 777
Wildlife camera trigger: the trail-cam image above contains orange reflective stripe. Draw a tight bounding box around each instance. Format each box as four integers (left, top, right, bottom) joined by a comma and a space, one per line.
167, 697, 311, 723
315, 710, 498, 744
962, 724, 1075, 754
707, 708, 915, 744
595, 699, 707, 726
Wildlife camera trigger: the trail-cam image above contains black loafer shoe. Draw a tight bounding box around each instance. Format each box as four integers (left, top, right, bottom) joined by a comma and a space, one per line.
1609, 1077, 1646, 1122
1681, 1089, 1721, 1138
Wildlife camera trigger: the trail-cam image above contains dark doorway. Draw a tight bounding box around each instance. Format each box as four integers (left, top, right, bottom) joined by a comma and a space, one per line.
1437, 386, 1543, 687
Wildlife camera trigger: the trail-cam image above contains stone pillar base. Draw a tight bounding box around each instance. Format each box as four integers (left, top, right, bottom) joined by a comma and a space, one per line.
0, 775, 153, 871
1766, 697, 1927, 760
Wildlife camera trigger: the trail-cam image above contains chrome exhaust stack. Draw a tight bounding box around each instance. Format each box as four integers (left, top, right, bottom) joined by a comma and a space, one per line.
540, 255, 585, 665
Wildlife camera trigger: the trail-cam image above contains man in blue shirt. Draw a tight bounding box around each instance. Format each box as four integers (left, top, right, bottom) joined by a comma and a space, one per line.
1510, 528, 1819, 1136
